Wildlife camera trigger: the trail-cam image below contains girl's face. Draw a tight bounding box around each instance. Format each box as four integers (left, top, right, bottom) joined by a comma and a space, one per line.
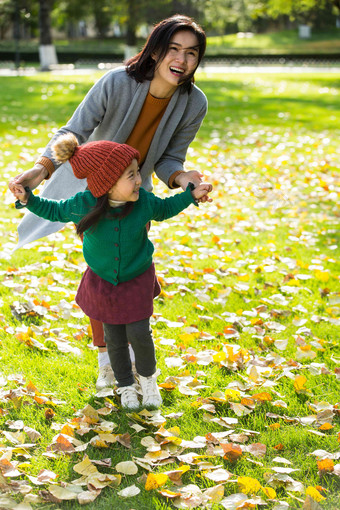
108, 159, 141, 202
150, 30, 199, 98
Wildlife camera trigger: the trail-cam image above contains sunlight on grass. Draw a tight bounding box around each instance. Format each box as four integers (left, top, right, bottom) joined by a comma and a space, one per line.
206, 29, 340, 54
1, 28, 340, 57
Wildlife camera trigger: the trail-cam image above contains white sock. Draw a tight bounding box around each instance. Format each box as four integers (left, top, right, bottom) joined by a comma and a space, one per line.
98, 346, 135, 367
98, 350, 110, 368
128, 343, 135, 364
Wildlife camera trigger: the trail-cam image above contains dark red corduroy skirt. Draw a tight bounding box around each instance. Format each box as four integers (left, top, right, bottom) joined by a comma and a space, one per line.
76, 263, 161, 325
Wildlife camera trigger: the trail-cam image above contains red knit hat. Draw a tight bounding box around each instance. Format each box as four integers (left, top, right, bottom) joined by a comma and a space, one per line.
52, 134, 140, 197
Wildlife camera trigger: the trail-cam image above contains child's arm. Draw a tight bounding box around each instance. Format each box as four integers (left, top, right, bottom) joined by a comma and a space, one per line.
148, 182, 212, 222
12, 186, 93, 225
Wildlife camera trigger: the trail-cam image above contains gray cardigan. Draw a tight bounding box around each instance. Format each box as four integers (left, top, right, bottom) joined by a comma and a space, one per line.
17, 67, 207, 248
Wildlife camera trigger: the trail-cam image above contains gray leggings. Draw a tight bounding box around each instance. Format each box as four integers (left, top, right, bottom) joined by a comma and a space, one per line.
103, 318, 156, 387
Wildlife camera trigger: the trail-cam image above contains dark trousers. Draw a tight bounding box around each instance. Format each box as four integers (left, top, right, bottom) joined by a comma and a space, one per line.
103, 318, 156, 387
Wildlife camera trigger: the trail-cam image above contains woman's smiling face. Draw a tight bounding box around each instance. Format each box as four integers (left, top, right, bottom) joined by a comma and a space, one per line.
151, 30, 199, 98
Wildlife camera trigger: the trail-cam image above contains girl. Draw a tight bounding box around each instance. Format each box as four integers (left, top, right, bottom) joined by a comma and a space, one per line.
9, 15, 209, 390
11, 134, 212, 410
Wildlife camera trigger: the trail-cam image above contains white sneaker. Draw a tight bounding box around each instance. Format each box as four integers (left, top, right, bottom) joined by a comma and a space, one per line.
96, 364, 115, 391
116, 384, 140, 410
138, 372, 162, 408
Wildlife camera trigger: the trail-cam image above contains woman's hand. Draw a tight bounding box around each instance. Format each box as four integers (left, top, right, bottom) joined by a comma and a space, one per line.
175, 170, 212, 203
11, 183, 29, 204
8, 164, 48, 194
175, 170, 203, 190
192, 182, 213, 203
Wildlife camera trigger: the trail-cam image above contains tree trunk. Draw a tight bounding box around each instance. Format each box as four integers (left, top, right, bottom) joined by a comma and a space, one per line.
39, 0, 53, 45
38, 0, 58, 70
124, 0, 138, 62
126, 0, 137, 46
13, 0, 21, 68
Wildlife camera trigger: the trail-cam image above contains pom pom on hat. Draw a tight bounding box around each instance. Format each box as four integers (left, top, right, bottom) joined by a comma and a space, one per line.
52, 133, 79, 164
51, 134, 140, 197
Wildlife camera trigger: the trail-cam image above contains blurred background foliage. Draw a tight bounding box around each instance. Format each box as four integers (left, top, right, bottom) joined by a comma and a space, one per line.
0, 0, 339, 48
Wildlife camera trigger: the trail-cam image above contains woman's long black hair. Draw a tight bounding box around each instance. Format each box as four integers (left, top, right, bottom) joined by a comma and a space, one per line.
126, 14, 206, 94
76, 195, 133, 237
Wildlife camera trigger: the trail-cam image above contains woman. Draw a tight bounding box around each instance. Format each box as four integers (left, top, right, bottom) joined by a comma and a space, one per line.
9, 14, 208, 391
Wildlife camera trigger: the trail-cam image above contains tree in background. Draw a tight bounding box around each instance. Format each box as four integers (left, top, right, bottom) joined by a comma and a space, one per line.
196, 0, 338, 33
38, 0, 58, 69
0, 0, 36, 40
0, 0, 15, 39
0, 0, 57, 68
53, 0, 91, 38
113, 0, 171, 59
1, 0, 339, 54
201, 0, 253, 33
92, 0, 116, 38
333, 0, 340, 26
264, 0, 327, 22
257, 0, 337, 37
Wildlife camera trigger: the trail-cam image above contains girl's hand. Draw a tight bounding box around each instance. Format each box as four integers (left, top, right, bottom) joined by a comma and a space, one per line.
175, 171, 213, 203
192, 183, 213, 203
11, 184, 29, 204
8, 164, 49, 193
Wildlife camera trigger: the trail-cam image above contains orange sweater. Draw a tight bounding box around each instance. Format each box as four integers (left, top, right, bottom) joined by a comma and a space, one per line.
126, 92, 171, 165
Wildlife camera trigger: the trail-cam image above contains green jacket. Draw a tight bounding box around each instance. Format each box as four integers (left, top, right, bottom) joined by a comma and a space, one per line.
17, 187, 196, 285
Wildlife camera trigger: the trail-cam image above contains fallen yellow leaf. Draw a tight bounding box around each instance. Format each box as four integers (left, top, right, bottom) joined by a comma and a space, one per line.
294, 375, 307, 392
315, 270, 329, 282
306, 486, 326, 502
73, 456, 98, 477
225, 389, 240, 400
145, 472, 168, 491
261, 486, 277, 499
237, 475, 261, 494
213, 351, 226, 363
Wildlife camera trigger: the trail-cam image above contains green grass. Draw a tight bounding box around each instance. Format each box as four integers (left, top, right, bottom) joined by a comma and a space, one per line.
206, 28, 340, 54
0, 27, 340, 57
0, 71, 339, 509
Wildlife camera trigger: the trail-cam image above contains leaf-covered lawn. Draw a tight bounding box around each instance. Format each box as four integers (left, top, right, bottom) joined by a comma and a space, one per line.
0, 71, 339, 510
